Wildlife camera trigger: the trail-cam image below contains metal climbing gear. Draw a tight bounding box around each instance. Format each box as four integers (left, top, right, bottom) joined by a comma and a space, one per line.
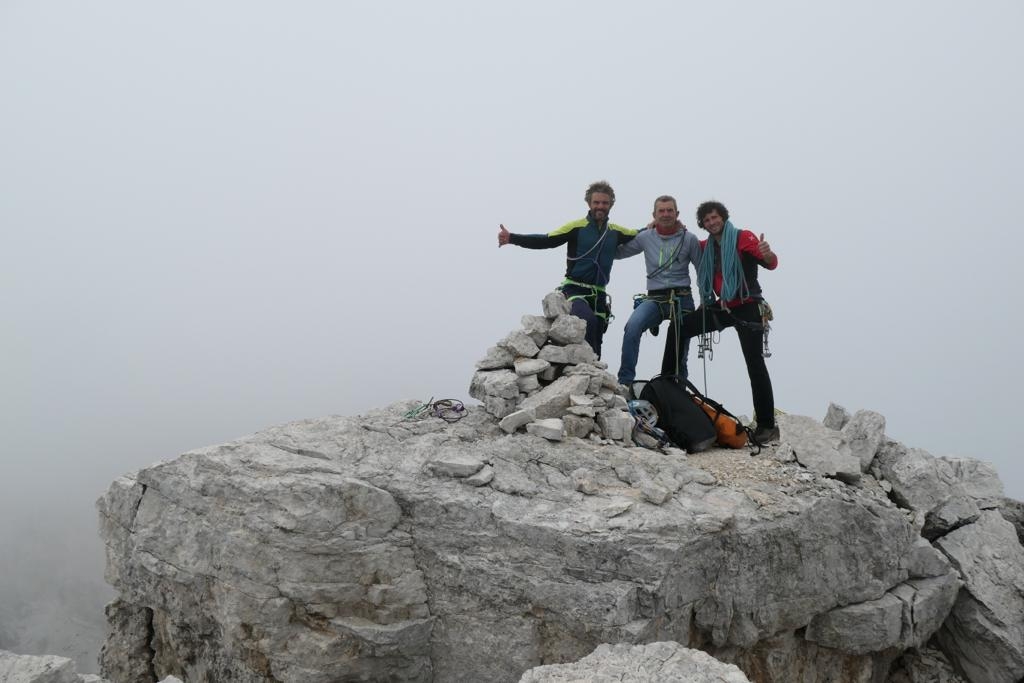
759, 300, 774, 358
697, 331, 714, 361
697, 307, 716, 362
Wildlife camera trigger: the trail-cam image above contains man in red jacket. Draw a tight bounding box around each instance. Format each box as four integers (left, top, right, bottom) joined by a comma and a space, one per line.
672, 200, 780, 443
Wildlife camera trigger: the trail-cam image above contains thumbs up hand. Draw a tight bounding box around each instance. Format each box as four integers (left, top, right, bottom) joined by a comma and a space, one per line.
498, 224, 510, 247
757, 232, 775, 264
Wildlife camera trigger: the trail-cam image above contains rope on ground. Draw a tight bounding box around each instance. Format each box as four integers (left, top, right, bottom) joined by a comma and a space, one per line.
403, 397, 434, 420
403, 397, 467, 422
430, 399, 467, 422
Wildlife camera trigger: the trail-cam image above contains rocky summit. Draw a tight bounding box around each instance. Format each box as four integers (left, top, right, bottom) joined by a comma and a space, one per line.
93, 293, 1024, 683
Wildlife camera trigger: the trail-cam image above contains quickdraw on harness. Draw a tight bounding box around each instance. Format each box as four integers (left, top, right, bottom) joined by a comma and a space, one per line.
759, 300, 773, 358
696, 300, 774, 361
403, 397, 467, 423
696, 306, 718, 362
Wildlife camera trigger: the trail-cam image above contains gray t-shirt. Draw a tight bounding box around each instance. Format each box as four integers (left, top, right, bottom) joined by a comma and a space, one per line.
616, 227, 702, 292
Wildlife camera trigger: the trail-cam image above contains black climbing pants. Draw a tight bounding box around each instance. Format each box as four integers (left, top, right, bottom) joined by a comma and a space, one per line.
667, 301, 775, 428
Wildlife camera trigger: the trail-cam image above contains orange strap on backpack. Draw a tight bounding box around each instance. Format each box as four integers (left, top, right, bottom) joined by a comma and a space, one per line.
685, 380, 748, 448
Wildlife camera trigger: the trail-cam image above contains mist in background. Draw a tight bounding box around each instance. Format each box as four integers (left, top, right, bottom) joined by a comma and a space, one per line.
2, 1, 1022, 672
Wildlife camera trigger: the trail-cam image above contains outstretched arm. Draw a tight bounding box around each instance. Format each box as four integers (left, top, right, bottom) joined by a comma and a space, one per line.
502, 227, 573, 249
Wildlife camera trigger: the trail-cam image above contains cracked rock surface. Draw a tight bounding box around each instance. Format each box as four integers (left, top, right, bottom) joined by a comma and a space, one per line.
518, 641, 751, 682
96, 399, 1022, 683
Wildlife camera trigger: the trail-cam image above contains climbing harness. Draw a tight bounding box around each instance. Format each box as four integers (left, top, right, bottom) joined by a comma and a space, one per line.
631, 288, 694, 379
694, 299, 775, 399
662, 289, 692, 378
561, 222, 616, 305
561, 278, 613, 322
696, 301, 773, 360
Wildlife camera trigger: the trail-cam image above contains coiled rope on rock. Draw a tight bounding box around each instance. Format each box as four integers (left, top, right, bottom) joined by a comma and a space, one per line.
403, 398, 467, 423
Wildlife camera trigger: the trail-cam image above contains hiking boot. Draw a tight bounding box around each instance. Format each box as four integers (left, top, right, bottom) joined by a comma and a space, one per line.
752, 424, 780, 443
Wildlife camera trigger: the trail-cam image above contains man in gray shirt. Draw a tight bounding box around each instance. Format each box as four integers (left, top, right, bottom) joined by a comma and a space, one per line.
615, 195, 703, 391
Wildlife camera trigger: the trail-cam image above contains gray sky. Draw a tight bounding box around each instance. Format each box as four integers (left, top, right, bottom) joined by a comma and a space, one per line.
2, 0, 1022, 617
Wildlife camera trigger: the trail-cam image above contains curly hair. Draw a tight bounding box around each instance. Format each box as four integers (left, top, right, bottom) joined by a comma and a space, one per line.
585, 180, 615, 206
696, 200, 729, 228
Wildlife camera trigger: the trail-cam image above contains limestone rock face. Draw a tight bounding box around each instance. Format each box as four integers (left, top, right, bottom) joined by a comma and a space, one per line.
999, 496, 1024, 545
98, 433, 436, 683
775, 414, 860, 482
804, 571, 960, 654
0, 649, 111, 683
822, 402, 851, 430
93, 356, 1023, 683
874, 441, 1004, 515
518, 641, 751, 682
96, 397, 990, 683
935, 510, 1024, 683
840, 409, 886, 471
887, 646, 968, 683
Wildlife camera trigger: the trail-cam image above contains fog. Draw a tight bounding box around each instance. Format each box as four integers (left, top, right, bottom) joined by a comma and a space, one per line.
2, 1, 1022, 672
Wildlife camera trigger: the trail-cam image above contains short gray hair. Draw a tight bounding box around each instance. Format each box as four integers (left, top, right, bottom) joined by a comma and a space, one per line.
653, 195, 677, 212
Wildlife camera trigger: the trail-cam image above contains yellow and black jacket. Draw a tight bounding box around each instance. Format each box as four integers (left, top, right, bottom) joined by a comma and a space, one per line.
509, 212, 637, 288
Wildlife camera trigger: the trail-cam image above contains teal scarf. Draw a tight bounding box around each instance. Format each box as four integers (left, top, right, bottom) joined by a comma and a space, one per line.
698, 220, 749, 306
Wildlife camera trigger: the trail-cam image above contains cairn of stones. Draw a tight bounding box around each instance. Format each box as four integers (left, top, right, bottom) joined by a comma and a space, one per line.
469, 291, 636, 443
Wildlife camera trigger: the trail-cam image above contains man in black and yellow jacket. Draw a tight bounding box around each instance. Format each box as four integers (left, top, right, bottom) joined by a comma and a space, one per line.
498, 180, 637, 358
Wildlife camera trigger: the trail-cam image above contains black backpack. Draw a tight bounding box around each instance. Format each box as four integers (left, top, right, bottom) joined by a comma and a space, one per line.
638, 375, 717, 453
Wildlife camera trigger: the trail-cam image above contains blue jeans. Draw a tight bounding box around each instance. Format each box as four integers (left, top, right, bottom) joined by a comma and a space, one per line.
617, 296, 694, 384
